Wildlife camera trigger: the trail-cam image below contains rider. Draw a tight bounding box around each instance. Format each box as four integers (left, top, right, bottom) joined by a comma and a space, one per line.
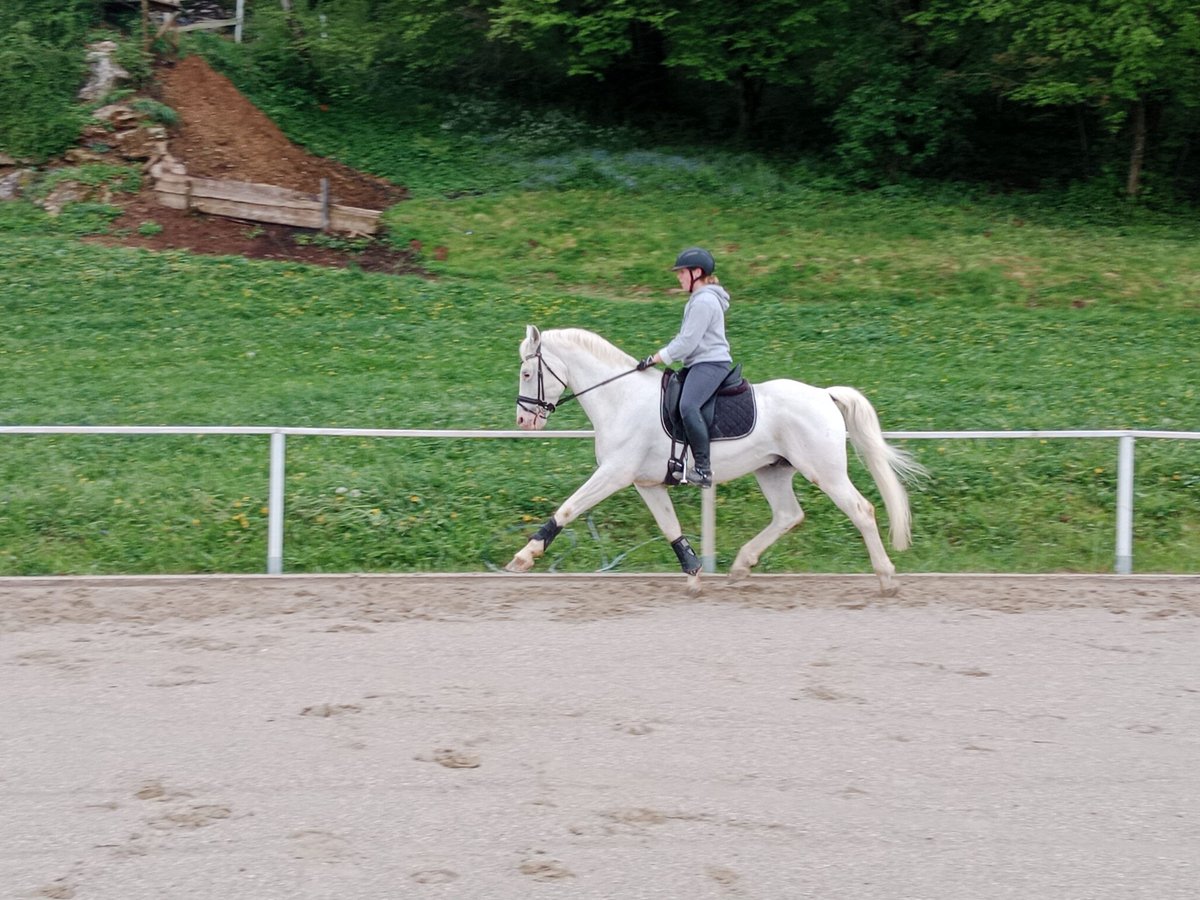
637, 246, 732, 488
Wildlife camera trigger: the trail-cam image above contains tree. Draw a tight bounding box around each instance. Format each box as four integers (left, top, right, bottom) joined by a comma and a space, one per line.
487, 0, 668, 77
0, 12, 90, 160
361, 0, 494, 85
660, 0, 847, 138
914, 0, 1200, 195
486, 0, 847, 137
809, 0, 976, 182
0, 0, 101, 48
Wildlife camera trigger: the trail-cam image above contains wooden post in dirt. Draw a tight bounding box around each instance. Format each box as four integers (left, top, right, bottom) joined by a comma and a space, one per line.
141, 0, 151, 51
319, 179, 331, 231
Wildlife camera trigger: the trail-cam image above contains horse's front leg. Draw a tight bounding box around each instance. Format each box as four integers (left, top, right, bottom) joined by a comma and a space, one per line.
635, 484, 703, 595
505, 465, 631, 573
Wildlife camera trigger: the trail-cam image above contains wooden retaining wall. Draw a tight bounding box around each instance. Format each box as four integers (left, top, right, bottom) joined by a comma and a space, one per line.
149, 160, 382, 235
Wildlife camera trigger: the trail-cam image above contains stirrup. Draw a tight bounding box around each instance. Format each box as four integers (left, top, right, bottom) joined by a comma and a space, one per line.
685, 465, 713, 488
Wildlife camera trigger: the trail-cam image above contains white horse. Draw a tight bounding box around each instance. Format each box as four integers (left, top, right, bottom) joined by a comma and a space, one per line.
508, 326, 926, 595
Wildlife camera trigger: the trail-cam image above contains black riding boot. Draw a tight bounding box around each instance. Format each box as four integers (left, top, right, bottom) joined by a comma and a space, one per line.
684, 424, 713, 487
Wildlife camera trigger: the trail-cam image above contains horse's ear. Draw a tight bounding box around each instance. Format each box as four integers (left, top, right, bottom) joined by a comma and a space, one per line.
526, 324, 541, 348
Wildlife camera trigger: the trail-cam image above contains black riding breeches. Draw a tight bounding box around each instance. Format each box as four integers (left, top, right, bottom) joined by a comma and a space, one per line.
679, 361, 731, 467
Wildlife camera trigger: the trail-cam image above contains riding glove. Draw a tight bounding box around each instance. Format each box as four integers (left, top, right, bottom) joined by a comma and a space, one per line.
637, 355, 656, 370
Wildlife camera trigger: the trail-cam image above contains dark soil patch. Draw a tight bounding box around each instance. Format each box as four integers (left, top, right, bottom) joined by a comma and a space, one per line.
92, 54, 422, 275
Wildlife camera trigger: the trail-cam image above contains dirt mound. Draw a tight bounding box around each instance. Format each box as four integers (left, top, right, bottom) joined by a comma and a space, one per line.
156, 55, 403, 209
94, 54, 420, 274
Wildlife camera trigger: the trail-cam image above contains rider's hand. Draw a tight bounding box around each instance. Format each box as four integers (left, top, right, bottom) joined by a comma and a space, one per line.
637, 355, 656, 370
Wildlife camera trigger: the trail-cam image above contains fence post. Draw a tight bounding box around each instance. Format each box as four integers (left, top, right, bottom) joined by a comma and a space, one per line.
1115, 434, 1135, 574
235, 0, 245, 42
267, 431, 286, 574
701, 487, 716, 573
319, 179, 330, 232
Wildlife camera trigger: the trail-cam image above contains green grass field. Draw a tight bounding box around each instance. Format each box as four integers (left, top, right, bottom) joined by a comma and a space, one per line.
1, 84, 1197, 577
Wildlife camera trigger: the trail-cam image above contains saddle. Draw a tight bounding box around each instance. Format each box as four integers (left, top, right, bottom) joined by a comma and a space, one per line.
659, 364, 757, 484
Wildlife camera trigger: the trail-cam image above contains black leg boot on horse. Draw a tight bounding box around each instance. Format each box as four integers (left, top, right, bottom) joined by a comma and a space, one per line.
679, 361, 728, 488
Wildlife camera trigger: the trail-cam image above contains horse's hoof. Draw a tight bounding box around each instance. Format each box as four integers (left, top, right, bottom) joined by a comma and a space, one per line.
879, 583, 899, 598
686, 573, 703, 596
728, 564, 751, 583
505, 556, 532, 574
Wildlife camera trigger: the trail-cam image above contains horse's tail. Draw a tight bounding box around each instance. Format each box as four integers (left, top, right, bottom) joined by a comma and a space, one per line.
827, 386, 927, 551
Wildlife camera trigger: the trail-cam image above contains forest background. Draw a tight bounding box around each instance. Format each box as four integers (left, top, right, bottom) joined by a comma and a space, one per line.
4, 0, 1200, 202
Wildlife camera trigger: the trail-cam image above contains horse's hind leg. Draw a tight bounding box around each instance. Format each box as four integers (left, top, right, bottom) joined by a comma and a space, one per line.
729, 463, 805, 582
818, 474, 898, 596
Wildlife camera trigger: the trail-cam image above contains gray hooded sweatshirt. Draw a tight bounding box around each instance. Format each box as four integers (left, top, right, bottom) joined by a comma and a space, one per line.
658, 284, 732, 367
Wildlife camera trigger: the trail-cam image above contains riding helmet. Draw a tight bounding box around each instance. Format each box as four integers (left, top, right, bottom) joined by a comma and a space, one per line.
671, 247, 715, 276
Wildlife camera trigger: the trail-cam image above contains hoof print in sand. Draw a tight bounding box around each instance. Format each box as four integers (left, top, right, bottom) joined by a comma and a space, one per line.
149, 804, 232, 830
37, 883, 76, 899
300, 703, 362, 717
519, 855, 574, 881
134, 780, 192, 802
707, 865, 741, 887
410, 868, 459, 884
417, 748, 481, 769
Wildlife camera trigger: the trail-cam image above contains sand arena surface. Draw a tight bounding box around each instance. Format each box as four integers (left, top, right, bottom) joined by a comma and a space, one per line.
2, 573, 1197, 899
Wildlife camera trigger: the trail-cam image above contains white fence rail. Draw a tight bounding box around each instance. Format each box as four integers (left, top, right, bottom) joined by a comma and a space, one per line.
2, 426, 1197, 575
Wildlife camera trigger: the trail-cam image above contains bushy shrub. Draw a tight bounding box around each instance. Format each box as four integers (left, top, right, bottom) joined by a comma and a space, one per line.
0, 0, 100, 48
130, 97, 179, 127
53, 200, 122, 234
31, 163, 142, 198
112, 34, 153, 87
830, 63, 966, 185
0, 25, 86, 161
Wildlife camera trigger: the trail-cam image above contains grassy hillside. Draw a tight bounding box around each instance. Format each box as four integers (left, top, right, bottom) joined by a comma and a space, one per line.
1, 82, 1197, 577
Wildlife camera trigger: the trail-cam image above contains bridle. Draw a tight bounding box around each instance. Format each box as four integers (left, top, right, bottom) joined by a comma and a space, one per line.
517, 347, 640, 419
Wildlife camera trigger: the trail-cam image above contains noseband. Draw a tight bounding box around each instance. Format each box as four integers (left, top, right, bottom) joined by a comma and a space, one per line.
517, 348, 640, 419
517, 348, 569, 418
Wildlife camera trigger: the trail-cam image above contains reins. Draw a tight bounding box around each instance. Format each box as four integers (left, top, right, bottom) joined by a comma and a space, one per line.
517, 348, 640, 417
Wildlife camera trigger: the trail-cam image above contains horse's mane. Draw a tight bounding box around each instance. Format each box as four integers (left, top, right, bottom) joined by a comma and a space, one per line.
542, 328, 636, 367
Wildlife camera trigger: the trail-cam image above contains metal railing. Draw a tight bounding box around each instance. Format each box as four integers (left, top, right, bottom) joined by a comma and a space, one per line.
2, 426, 1197, 575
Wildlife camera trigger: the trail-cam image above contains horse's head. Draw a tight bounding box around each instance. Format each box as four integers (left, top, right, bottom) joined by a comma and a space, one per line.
515, 325, 569, 431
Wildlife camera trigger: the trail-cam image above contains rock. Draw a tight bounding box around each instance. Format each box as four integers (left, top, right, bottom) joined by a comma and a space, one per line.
90, 104, 127, 122
37, 180, 114, 216
0, 169, 36, 201
78, 41, 131, 102
39, 182, 85, 216
80, 123, 113, 143
111, 128, 159, 161
82, 104, 174, 162
64, 147, 111, 164
91, 104, 142, 129
150, 154, 188, 177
